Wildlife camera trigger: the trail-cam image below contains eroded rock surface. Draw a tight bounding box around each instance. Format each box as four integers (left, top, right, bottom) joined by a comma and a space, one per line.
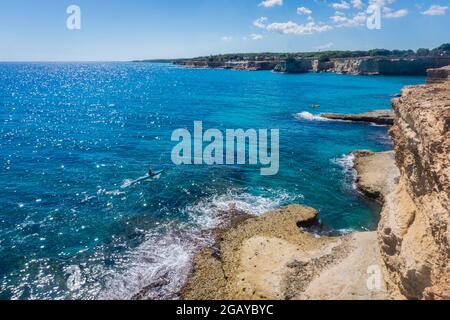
427, 65, 450, 83
378, 69, 450, 299
353, 150, 399, 202
182, 205, 388, 300
321, 110, 394, 125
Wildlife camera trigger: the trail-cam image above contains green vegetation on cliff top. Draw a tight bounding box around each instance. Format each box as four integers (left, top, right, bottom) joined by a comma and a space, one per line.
136, 43, 450, 63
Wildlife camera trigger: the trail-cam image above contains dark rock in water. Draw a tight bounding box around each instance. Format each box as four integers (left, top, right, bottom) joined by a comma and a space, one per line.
321, 109, 394, 125
296, 216, 328, 235
296, 216, 321, 229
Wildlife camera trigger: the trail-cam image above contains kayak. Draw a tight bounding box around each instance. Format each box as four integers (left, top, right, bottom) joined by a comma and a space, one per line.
121, 170, 164, 188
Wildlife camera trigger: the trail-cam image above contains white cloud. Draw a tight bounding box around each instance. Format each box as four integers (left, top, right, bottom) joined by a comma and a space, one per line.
383, 7, 408, 18
421, 5, 448, 16
365, 0, 407, 19
221, 36, 233, 42
254, 17, 268, 28
352, 0, 363, 9
315, 42, 335, 50
266, 20, 332, 35
368, 0, 395, 7
367, 0, 395, 12
250, 34, 265, 40
331, 1, 351, 10
330, 11, 367, 27
297, 6, 312, 15
259, 0, 283, 8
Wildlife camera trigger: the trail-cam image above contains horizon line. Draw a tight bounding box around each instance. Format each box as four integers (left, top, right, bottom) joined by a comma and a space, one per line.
2, 44, 448, 63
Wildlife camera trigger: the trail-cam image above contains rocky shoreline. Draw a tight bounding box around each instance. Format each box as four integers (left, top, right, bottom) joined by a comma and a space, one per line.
181, 205, 389, 300
173, 56, 450, 76
181, 148, 400, 300
179, 65, 450, 300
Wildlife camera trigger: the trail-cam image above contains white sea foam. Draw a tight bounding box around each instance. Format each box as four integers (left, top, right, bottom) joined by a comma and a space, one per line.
99, 228, 201, 300
336, 228, 356, 235
184, 190, 301, 230
332, 153, 357, 190
369, 123, 388, 127
295, 112, 329, 122
104, 189, 125, 196
17, 189, 302, 300
100, 189, 299, 299
121, 179, 133, 188
101, 189, 300, 300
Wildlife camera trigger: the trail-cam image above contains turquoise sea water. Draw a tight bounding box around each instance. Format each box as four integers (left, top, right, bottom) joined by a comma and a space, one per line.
0, 63, 424, 299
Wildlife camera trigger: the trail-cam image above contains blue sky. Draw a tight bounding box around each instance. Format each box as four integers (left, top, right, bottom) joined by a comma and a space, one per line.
0, 0, 449, 61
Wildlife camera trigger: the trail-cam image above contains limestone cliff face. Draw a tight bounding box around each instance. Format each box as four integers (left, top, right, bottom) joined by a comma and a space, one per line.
177, 57, 450, 75
427, 65, 450, 83
378, 68, 450, 299
226, 60, 279, 71
274, 58, 313, 73
329, 58, 381, 75
325, 57, 450, 75
274, 57, 450, 75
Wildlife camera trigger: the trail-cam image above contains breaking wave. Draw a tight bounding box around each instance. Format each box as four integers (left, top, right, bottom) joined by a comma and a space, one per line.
97, 189, 302, 300
295, 112, 329, 122
332, 153, 357, 190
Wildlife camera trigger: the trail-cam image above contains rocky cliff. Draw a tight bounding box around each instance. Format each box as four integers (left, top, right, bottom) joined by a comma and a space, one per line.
176, 59, 279, 71
273, 58, 313, 73
178, 56, 450, 76
325, 57, 450, 75
427, 65, 450, 83
378, 66, 450, 299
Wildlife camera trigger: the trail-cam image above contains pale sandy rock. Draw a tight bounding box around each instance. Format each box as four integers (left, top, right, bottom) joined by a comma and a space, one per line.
378, 69, 450, 299
181, 204, 389, 300
352, 150, 399, 202
298, 232, 388, 300
181, 205, 337, 300
427, 65, 450, 83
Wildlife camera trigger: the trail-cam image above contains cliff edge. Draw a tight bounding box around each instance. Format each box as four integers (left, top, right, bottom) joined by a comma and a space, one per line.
378, 67, 450, 299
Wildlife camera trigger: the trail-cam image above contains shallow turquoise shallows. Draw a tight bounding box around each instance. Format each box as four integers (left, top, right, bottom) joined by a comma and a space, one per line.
0, 63, 424, 299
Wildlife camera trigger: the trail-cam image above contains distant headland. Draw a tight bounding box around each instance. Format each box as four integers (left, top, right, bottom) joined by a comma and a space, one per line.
134, 43, 450, 76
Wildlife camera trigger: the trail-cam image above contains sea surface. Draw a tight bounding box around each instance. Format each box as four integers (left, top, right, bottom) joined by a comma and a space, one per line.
0, 63, 424, 299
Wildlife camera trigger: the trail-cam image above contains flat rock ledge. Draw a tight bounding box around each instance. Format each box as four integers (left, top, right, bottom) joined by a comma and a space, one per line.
181, 205, 389, 300
181, 151, 401, 300
352, 150, 400, 203
321, 110, 394, 125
